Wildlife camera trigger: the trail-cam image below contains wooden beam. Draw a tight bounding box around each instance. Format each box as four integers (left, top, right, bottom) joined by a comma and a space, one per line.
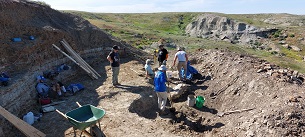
52, 44, 97, 79
0, 106, 46, 137
61, 39, 101, 78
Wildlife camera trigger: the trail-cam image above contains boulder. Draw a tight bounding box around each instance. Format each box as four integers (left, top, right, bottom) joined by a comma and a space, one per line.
170, 84, 189, 99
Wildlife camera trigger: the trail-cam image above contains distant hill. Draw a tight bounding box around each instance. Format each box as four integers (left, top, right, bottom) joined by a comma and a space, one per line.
67, 11, 305, 73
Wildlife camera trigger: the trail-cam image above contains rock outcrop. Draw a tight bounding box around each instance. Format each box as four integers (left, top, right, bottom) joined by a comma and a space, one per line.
185, 14, 278, 45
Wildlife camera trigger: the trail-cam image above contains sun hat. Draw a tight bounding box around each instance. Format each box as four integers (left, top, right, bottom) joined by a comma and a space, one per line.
158, 65, 167, 71
146, 59, 152, 64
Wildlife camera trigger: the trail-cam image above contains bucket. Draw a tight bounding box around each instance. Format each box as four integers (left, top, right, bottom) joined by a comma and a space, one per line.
167, 71, 173, 79
196, 96, 205, 108
187, 95, 196, 107
23, 112, 34, 125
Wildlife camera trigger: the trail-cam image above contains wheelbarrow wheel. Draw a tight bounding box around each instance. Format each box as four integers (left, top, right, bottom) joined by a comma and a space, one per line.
91, 126, 105, 137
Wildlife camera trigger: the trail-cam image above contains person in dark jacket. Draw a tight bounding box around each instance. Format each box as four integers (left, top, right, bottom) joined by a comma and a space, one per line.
107, 45, 121, 86
154, 65, 168, 114
157, 44, 168, 66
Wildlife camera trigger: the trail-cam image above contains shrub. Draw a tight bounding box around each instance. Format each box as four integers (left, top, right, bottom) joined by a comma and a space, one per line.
279, 53, 286, 56
137, 46, 143, 49
271, 51, 278, 55
289, 34, 295, 37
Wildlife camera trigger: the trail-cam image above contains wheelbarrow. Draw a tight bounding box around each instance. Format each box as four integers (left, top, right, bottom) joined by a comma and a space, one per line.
56, 102, 106, 137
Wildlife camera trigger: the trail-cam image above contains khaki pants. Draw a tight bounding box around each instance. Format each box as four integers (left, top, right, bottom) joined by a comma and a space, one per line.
112, 67, 120, 85
177, 61, 187, 80
156, 92, 168, 111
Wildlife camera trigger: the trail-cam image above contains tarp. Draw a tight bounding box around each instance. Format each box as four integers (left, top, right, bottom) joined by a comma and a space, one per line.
180, 61, 199, 80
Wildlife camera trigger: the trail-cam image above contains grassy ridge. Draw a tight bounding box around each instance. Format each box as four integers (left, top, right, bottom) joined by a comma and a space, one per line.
66, 11, 305, 73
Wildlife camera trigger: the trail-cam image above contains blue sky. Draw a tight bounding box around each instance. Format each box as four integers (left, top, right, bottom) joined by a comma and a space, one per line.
33, 0, 305, 15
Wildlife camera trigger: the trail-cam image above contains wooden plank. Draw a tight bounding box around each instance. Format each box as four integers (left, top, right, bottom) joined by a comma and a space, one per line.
60, 41, 98, 79
0, 106, 46, 137
61, 39, 101, 78
52, 44, 96, 79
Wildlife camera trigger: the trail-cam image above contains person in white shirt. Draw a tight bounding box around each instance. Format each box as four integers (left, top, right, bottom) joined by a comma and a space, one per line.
144, 59, 154, 78
172, 47, 188, 81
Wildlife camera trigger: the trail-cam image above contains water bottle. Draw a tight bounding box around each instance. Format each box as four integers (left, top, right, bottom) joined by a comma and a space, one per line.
23, 112, 34, 125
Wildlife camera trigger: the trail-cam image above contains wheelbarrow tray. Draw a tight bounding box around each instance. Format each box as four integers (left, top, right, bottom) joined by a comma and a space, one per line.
65, 104, 105, 131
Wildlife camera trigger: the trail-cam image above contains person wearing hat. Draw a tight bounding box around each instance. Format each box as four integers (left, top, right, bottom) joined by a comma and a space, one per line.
157, 44, 168, 66
154, 65, 168, 115
172, 46, 188, 81
145, 59, 154, 79
107, 45, 121, 86
35, 76, 50, 98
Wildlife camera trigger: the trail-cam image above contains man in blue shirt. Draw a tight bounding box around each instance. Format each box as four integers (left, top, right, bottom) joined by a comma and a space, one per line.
154, 65, 168, 115
107, 45, 120, 86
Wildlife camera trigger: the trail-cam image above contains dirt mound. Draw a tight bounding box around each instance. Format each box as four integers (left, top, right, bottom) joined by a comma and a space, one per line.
0, 0, 119, 73
24, 49, 305, 137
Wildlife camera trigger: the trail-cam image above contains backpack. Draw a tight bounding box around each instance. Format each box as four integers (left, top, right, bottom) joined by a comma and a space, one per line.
0, 73, 9, 86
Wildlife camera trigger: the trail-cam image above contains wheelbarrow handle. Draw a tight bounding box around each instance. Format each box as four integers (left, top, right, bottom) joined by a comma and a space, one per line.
56, 109, 67, 119
76, 102, 82, 107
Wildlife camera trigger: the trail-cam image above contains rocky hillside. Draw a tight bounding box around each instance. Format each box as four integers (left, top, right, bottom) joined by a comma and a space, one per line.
0, 0, 119, 73
185, 14, 278, 45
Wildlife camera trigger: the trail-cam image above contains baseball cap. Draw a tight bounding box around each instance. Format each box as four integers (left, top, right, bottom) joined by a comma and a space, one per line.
113, 45, 120, 50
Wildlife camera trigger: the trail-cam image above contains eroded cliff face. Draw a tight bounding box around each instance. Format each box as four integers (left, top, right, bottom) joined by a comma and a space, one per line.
0, 1, 122, 135
0, 0, 120, 72
185, 14, 277, 45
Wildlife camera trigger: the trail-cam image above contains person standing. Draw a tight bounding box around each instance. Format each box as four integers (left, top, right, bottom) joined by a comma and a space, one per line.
157, 44, 168, 66
154, 65, 168, 115
172, 47, 188, 81
107, 45, 120, 86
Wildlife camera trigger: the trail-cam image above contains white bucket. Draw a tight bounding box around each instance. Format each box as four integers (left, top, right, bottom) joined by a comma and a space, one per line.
23, 112, 34, 125
167, 71, 173, 79
187, 95, 196, 107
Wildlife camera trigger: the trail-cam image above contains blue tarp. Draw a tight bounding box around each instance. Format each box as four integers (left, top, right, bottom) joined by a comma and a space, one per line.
180, 61, 199, 80
12, 37, 22, 42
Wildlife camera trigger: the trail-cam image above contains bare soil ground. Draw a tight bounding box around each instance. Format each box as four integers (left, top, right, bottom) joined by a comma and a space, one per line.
32, 49, 305, 137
